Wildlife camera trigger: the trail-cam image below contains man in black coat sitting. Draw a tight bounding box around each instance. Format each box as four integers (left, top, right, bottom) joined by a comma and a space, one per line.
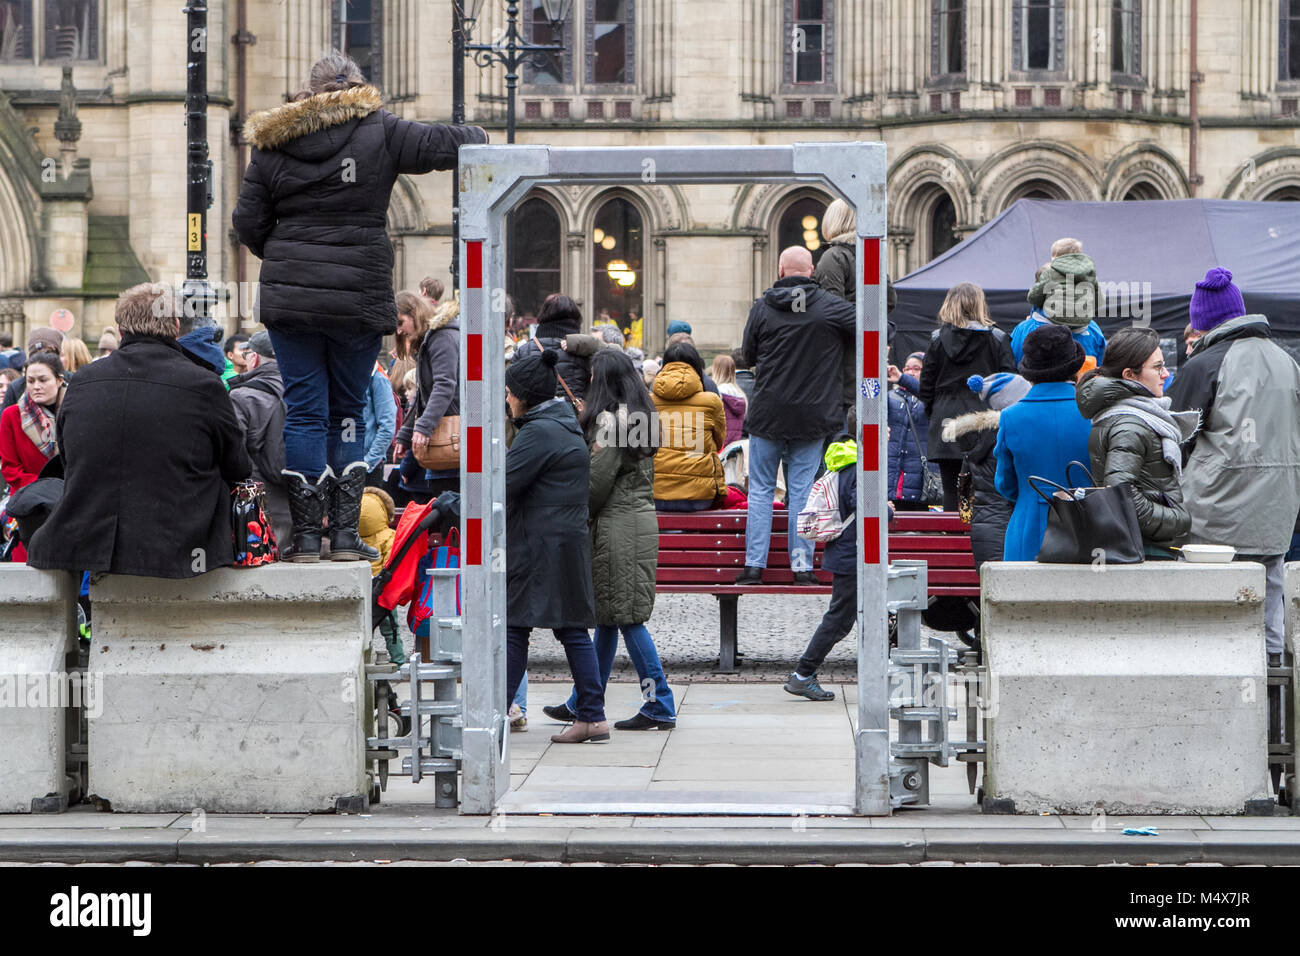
28, 283, 251, 578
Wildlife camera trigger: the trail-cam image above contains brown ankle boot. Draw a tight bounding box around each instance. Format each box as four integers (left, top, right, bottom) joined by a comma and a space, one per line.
550, 720, 611, 743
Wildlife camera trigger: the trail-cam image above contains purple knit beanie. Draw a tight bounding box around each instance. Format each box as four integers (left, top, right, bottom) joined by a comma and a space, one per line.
1189, 267, 1246, 332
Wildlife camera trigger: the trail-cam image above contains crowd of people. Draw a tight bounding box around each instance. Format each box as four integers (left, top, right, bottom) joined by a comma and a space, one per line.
3, 57, 1297, 744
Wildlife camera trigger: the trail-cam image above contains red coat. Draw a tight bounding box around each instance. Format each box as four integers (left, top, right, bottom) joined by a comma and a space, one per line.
0, 402, 52, 492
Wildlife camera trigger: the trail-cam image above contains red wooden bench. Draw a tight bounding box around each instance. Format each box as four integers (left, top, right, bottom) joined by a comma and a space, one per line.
656, 510, 977, 671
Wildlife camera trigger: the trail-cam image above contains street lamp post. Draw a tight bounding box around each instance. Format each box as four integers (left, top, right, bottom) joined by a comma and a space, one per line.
458, 0, 572, 145
450, 1, 570, 286
181, 0, 216, 324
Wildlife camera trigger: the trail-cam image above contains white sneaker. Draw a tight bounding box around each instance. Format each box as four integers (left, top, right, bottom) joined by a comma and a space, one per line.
508, 703, 528, 732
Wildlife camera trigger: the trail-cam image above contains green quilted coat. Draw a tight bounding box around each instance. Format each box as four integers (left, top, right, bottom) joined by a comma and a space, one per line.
588, 413, 658, 627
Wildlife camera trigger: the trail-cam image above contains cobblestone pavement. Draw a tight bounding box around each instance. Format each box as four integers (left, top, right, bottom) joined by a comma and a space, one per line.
383, 592, 958, 683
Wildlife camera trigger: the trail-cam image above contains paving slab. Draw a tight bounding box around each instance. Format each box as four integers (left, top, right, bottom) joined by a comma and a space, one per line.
1186, 830, 1300, 864
522, 766, 656, 790
0, 812, 182, 829
1201, 815, 1300, 829
1058, 815, 1209, 831
652, 759, 854, 781
167, 815, 308, 831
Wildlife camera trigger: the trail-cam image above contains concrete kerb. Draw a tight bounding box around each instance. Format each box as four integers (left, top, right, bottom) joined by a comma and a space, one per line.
3, 822, 1300, 865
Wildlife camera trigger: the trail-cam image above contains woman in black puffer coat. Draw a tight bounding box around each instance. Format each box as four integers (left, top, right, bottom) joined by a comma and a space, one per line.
512, 294, 594, 401
232, 52, 486, 562
919, 282, 1016, 511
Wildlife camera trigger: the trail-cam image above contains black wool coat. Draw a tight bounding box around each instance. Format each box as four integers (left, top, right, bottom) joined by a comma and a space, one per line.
233, 85, 487, 337
740, 276, 856, 442
27, 335, 251, 578
505, 399, 596, 629
918, 325, 1016, 460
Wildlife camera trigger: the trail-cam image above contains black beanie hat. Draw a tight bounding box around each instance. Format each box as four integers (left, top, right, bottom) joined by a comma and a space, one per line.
505, 348, 559, 407
1018, 323, 1085, 384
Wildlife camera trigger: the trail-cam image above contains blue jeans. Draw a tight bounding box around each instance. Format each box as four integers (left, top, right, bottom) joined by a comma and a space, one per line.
506, 626, 605, 723
513, 671, 528, 715
745, 434, 824, 572
268, 328, 384, 479
654, 498, 713, 512
563, 624, 676, 722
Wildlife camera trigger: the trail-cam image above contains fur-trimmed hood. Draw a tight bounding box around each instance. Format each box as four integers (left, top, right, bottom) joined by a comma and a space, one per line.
429, 296, 459, 333
243, 85, 384, 153
941, 408, 1000, 444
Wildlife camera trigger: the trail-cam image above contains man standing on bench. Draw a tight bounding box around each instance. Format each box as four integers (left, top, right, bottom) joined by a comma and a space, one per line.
735, 246, 855, 585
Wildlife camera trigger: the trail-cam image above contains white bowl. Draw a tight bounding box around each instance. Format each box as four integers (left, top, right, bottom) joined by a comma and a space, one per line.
1180, 544, 1237, 564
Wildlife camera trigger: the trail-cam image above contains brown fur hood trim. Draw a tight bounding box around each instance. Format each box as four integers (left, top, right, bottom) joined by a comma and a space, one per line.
244, 85, 384, 151
429, 296, 459, 333
941, 408, 1000, 444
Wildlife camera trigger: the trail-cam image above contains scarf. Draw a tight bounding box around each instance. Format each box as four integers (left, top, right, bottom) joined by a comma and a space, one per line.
18, 386, 59, 460
1092, 393, 1199, 480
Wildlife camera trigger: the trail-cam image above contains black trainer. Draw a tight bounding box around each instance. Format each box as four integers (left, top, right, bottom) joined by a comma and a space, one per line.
734, 566, 764, 585
784, 673, 835, 701
791, 571, 819, 585
543, 703, 576, 722
614, 712, 676, 731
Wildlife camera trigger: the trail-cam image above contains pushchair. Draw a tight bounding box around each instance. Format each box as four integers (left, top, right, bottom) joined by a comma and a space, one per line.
369, 491, 460, 739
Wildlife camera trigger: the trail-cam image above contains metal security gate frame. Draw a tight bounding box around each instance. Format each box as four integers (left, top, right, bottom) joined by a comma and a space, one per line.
457, 143, 892, 815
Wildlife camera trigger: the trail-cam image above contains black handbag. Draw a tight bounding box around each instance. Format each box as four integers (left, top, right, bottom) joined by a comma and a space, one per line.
1029, 461, 1144, 565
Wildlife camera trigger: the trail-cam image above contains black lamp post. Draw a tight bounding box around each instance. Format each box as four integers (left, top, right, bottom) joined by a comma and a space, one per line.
450, 0, 571, 286
181, 0, 216, 323
460, 0, 572, 145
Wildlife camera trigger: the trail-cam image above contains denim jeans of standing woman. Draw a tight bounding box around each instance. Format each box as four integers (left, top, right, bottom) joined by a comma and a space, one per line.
562, 624, 676, 723
506, 626, 606, 723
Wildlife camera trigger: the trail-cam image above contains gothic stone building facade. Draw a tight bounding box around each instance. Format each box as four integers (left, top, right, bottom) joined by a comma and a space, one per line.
1, 1, 1298, 351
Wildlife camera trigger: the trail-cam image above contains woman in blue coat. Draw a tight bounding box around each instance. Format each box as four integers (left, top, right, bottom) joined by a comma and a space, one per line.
887, 352, 935, 510
993, 325, 1092, 561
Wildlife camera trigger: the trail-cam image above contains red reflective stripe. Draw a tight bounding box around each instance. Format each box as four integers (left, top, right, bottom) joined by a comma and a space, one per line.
860, 424, 879, 471
862, 331, 879, 379
863, 516, 881, 564
466, 241, 483, 289
467, 426, 483, 474
467, 333, 483, 381
466, 518, 483, 565
863, 238, 881, 286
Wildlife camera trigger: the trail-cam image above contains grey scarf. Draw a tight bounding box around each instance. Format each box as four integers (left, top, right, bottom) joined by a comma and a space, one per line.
1093, 394, 1200, 480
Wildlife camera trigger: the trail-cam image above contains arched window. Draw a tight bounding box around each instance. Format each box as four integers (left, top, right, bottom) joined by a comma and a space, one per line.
507, 197, 563, 322
777, 195, 830, 266
930, 194, 958, 260
1264, 185, 1300, 201
1005, 178, 1067, 207
592, 197, 643, 331
1123, 182, 1162, 201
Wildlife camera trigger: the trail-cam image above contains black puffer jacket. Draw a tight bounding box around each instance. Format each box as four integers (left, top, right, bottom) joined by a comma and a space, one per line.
1076, 374, 1191, 550
942, 408, 1012, 570
233, 85, 487, 336
919, 325, 1016, 460
513, 327, 595, 401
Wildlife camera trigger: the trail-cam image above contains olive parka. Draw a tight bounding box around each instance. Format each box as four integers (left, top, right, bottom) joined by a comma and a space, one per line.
587, 409, 658, 626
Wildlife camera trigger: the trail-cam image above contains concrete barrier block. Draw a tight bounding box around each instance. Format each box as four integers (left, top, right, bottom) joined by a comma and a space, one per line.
1283, 563, 1300, 803
0, 567, 79, 813
88, 564, 371, 813
982, 562, 1271, 815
